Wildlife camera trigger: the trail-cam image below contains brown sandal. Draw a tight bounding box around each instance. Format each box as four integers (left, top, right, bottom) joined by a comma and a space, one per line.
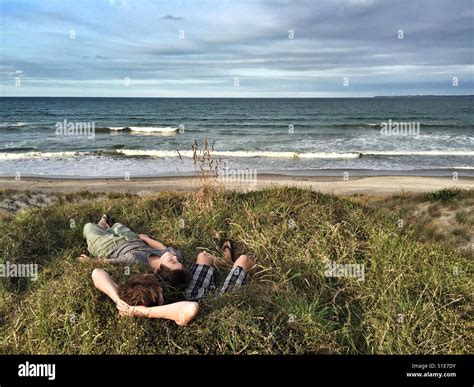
222, 239, 236, 262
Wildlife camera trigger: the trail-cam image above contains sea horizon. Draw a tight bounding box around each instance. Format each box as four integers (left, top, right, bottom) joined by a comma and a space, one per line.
1, 96, 473, 178
2, 95, 473, 99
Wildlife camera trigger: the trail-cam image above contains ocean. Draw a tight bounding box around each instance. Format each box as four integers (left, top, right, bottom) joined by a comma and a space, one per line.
0, 96, 473, 178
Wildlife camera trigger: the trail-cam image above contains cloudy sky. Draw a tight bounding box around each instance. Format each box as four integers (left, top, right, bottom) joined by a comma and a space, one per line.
1, 0, 473, 97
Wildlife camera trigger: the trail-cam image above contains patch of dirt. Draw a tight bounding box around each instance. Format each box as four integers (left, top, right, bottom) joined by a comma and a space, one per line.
0, 191, 112, 213
0, 192, 56, 212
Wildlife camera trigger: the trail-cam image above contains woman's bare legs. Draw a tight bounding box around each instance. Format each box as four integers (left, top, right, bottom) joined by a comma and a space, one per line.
196, 250, 254, 272
188, 251, 253, 296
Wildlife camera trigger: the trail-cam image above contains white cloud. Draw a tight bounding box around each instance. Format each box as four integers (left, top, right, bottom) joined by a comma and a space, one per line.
8, 70, 24, 77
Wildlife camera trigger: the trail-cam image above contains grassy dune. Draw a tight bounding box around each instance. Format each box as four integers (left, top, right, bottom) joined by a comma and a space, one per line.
0, 187, 472, 354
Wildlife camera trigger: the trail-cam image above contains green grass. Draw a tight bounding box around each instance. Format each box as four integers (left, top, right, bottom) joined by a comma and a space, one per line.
356, 189, 474, 253
0, 187, 472, 354
426, 188, 466, 204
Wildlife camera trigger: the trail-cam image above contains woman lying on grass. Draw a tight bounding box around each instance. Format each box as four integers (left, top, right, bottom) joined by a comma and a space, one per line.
91, 269, 199, 326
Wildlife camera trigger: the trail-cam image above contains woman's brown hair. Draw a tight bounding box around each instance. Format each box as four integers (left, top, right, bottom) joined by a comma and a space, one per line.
118, 274, 163, 307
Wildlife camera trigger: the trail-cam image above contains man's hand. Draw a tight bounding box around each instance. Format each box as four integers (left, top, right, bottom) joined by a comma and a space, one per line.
138, 234, 149, 241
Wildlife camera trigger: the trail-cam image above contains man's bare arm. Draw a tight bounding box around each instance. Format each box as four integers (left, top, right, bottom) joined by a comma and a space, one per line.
138, 234, 167, 250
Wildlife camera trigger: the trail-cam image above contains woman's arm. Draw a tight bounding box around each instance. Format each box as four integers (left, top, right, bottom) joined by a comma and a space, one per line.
117, 301, 199, 326
138, 234, 167, 250
92, 268, 198, 325
91, 268, 129, 310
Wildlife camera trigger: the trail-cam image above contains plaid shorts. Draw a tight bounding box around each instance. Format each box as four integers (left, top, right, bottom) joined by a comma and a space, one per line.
184, 264, 247, 301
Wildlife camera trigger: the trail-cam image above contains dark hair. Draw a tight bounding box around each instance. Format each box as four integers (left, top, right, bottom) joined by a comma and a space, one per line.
156, 266, 192, 289
118, 274, 163, 307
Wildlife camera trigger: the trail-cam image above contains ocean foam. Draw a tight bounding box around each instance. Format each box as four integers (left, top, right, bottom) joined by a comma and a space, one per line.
1, 149, 473, 161
361, 150, 474, 157
0, 122, 28, 127
108, 126, 178, 133
117, 149, 360, 159
0, 151, 81, 160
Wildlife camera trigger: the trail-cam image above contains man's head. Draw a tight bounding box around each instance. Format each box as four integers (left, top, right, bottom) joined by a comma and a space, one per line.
118, 274, 164, 306
159, 251, 184, 271
155, 252, 191, 289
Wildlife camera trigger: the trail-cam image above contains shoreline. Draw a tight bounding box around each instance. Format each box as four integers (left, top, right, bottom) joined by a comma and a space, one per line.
1, 167, 474, 179
1, 174, 473, 196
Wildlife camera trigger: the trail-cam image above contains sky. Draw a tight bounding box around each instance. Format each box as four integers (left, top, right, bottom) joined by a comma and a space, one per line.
1, 0, 473, 97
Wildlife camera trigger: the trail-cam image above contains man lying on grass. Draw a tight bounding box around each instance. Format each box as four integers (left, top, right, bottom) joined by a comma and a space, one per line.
80, 215, 191, 288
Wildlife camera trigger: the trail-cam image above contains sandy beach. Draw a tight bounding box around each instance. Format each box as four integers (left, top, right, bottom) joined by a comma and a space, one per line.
1, 174, 473, 196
